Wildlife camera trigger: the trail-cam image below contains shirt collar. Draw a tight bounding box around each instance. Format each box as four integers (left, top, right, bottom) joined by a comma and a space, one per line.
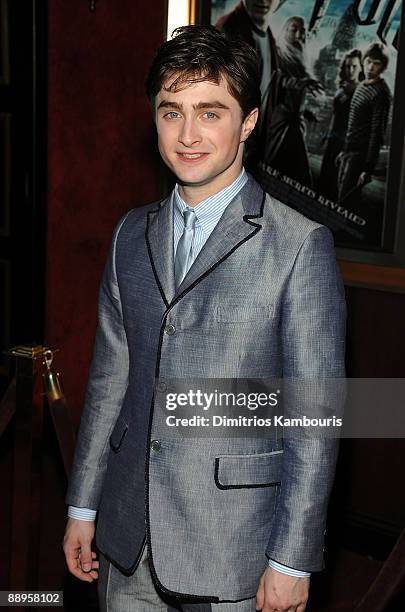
173, 168, 247, 226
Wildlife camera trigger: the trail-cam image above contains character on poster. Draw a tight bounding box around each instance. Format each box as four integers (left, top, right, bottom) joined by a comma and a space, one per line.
264, 16, 324, 187
215, 1, 280, 166
318, 49, 364, 201
336, 42, 392, 206
212, 0, 402, 252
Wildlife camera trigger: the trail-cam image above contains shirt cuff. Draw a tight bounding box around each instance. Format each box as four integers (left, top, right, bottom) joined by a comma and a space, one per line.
268, 559, 311, 578
68, 506, 97, 521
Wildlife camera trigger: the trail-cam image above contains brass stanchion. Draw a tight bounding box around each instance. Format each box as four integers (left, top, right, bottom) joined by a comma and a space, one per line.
42, 349, 64, 402
0, 345, 76, 592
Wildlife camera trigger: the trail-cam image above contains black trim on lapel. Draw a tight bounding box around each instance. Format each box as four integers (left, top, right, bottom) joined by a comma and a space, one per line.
169, 177, 266, 308
145, 196, 176, 309
146, 175, 267, 313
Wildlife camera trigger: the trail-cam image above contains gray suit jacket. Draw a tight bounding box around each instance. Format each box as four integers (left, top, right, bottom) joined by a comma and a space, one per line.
66, 176, 346, 603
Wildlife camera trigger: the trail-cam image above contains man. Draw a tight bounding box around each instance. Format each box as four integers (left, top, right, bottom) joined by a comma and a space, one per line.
336, 42, 391, 204
215, 1, 280, 166
319, 49, 364, 200
63, 26, 346, 612
263, 16, 323, 187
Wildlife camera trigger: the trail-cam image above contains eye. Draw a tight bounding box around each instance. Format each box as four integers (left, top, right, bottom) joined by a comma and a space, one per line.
164, 111, 180, 119
203, 111, 218, 120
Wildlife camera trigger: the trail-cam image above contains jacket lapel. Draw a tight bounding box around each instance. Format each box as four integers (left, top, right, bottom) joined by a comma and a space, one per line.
175, 176, 265, 297
146, 195, 176, 307
146, 176, 266, 305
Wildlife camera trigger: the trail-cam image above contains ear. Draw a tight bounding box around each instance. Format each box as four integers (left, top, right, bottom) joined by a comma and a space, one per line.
240, 108, 259, 142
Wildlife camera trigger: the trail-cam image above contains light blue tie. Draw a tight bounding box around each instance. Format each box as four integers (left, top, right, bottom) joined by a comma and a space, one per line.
175, 209, 196, 288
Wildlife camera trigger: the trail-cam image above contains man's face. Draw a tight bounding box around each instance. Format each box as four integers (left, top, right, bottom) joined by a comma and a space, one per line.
244, 0, 280, 28
364, 56, 384, 81
345, 57, 362, 83
155, 76, 257, 195
286, 19, 306, 47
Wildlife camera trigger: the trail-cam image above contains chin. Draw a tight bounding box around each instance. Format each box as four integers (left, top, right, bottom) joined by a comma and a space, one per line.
175, 172, 210, 186
292, 40, 303, 51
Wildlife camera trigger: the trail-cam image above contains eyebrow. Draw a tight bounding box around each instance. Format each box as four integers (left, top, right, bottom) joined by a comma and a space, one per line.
157, 100, 230, 111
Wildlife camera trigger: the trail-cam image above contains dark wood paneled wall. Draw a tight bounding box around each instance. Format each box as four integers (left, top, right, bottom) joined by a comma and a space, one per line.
46, 0, 166, 421
340, 287, 405, 546
346, 286, 405, 378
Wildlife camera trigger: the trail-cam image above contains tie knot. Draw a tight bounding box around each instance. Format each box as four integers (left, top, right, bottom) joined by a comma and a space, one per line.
183, 209, 196, 230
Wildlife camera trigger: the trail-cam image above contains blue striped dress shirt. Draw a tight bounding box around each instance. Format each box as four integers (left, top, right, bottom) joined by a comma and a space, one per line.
173, 168, 248, 270
68, 168, 310, 578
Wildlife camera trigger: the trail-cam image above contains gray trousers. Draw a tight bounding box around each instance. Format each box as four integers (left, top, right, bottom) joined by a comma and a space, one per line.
98, 544, 257, 612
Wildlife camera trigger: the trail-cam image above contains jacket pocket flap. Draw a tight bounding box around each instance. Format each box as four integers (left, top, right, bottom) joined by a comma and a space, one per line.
109, 419, 129, 453
215, 450, 283, 489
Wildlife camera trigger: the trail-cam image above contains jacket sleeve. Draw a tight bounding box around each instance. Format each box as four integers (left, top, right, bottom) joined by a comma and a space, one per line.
65, 213, 130, 510
266, 225, 346, 572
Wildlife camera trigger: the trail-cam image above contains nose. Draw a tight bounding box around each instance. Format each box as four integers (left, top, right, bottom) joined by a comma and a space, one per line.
178, 117, 201, 147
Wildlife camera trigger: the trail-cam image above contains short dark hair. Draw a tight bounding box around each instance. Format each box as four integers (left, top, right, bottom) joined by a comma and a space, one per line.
363, 42, 389, 70
145, 25, 261, 119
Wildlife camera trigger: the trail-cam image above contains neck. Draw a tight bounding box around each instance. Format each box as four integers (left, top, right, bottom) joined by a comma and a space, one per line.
253, 20, 268, 32
178, 166, 243, 207
365, 76, 381, 85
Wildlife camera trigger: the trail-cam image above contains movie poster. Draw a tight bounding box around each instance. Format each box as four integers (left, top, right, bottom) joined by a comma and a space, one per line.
212, 0, 403, 249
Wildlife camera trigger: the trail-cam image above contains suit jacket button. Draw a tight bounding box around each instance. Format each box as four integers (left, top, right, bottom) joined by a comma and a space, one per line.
156, 381, 167, 392
151, 439, 161, 452
164, 323, 176, 335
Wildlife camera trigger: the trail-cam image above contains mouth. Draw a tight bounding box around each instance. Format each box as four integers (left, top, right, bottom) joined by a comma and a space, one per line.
253, 5, 270, 14
176, 152, 209, 163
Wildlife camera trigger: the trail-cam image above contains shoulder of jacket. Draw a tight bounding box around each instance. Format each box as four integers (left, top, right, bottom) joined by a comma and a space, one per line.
112, 198, 165, 241
118, 199, 164, 226
262, 192, 328, 243
380, 79, 392, 98
216, 3, 245, 30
